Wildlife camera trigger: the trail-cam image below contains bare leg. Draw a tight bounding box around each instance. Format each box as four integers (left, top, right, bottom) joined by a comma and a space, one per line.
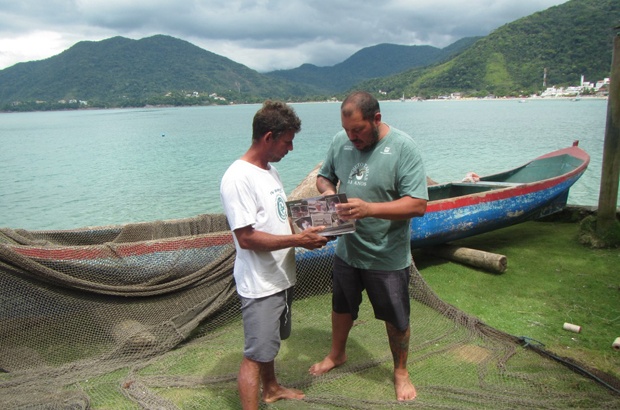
260, 360, 305, 404
238, 357, 261, 410
309, 311, 352, 375
386, 322, 417, 401
238, 357, 304, 410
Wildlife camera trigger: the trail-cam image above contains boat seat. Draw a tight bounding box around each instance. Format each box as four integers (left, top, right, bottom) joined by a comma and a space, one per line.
452, 181, 525, 188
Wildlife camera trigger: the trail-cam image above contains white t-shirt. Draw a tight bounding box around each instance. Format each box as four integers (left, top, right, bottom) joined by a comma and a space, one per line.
220, 160, 296, 298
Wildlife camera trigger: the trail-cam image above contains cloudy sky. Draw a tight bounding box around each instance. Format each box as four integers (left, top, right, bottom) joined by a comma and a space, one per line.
0, 0, 569, 73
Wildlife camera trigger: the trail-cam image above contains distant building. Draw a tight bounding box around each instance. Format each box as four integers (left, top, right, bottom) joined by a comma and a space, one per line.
541, 76, 610, 97
208, 93, 226, 101
595, 78, 610, 91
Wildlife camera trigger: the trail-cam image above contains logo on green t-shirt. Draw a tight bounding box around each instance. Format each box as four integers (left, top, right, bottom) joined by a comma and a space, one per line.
348, 163, 369, 186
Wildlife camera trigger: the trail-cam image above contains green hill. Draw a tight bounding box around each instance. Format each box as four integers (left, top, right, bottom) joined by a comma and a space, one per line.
265, 37, 480, 93
358, 0, 619, 98
0, 0, 617, 110
0, 35, 317, 108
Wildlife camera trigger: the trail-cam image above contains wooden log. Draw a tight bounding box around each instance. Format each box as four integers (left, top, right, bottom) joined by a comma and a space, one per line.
423, 244, 507, 273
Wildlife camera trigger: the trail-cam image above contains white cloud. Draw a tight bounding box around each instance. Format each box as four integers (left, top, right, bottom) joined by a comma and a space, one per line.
0, 31, 66, 68
0, 0, 570, 72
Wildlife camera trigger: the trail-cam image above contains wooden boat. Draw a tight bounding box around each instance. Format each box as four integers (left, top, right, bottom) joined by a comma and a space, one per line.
0, 142, 589, 288
409, 141, 589, 248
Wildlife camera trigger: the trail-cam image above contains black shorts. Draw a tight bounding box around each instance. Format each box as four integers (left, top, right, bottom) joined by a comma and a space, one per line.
332, 255, 411, 331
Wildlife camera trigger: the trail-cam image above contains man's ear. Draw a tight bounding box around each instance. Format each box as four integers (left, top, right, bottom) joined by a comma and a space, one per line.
373, 112, 382, 125
263, 131, 273, 142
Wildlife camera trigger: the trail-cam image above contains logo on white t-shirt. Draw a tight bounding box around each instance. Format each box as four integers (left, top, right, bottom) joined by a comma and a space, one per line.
276, 195, 288, 222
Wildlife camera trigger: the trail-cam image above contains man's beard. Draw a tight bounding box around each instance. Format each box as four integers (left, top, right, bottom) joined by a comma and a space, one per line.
361, 125, 380, 152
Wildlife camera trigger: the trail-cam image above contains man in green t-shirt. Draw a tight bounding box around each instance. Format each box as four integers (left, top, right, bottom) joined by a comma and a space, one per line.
309, 91, 428, 402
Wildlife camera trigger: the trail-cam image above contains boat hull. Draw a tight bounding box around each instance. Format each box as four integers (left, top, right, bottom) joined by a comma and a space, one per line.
410, 143, 589, 247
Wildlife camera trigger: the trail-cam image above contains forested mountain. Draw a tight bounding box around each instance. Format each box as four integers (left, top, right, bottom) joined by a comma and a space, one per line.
359, 0, 619, 98
0, 0, 617, 110
265, 37, 481, 93
0, 34, 477, 109
0, 35, 318, 108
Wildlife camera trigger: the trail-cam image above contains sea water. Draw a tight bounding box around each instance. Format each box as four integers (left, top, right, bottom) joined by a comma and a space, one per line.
0, 98, 611, 230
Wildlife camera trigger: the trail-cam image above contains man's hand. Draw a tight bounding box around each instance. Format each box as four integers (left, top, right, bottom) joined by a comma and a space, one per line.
298, 226, 329, 249
336, 196, 427, 221
335, 197, 368, 220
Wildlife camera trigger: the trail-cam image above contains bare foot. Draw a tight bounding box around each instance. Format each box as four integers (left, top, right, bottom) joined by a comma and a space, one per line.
308, 354, 347, 376
394, 369, 417, 401
262, 385, 305, 404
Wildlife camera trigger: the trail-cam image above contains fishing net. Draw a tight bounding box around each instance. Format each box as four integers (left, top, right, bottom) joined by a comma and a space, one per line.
1, 175, 619, 409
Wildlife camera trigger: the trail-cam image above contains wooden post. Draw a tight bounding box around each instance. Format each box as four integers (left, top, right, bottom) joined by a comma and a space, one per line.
597, 27, 620, 234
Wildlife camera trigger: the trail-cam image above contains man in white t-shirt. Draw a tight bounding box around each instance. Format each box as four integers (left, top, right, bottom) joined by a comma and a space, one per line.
220, 100, 328, 410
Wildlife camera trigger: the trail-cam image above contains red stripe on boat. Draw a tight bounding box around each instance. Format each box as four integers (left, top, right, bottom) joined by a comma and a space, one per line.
10, 233, 234, 260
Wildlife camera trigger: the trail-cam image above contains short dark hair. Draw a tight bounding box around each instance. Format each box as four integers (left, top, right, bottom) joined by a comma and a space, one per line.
341, 91, 380, 121
252, 100, 301, 141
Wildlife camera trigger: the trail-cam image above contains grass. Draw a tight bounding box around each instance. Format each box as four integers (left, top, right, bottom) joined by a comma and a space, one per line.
415, 218, 620, 380
132, 218, 619, 408
4, 217, 618, 409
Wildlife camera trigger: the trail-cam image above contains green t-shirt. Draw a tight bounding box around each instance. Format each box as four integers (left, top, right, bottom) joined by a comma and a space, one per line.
318, 126, 428, 270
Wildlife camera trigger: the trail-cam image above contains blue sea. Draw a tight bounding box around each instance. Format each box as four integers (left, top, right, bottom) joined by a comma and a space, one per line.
0, 98, 612, 231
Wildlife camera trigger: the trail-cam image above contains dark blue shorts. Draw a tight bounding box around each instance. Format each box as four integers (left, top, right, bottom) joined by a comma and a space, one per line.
332, 255, 411, 331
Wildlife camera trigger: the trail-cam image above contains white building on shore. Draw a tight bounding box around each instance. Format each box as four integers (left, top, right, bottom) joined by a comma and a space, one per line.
540, 75, 609, 97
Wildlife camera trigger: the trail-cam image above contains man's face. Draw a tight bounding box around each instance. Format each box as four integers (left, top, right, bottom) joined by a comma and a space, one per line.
268, 130, 295, 162
341, 109, 379, 151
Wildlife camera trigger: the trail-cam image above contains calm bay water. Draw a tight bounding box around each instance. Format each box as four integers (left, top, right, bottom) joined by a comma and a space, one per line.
0, 98, 612, 231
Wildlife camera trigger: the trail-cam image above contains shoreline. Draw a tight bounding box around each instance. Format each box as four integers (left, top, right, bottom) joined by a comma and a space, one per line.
392, 95, 608, 103
1, 95, 609, 114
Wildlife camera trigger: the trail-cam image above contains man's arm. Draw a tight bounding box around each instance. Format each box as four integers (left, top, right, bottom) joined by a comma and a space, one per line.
338, 196, 427, 221
316, 175, 337, 195
234, 225, 328, 251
